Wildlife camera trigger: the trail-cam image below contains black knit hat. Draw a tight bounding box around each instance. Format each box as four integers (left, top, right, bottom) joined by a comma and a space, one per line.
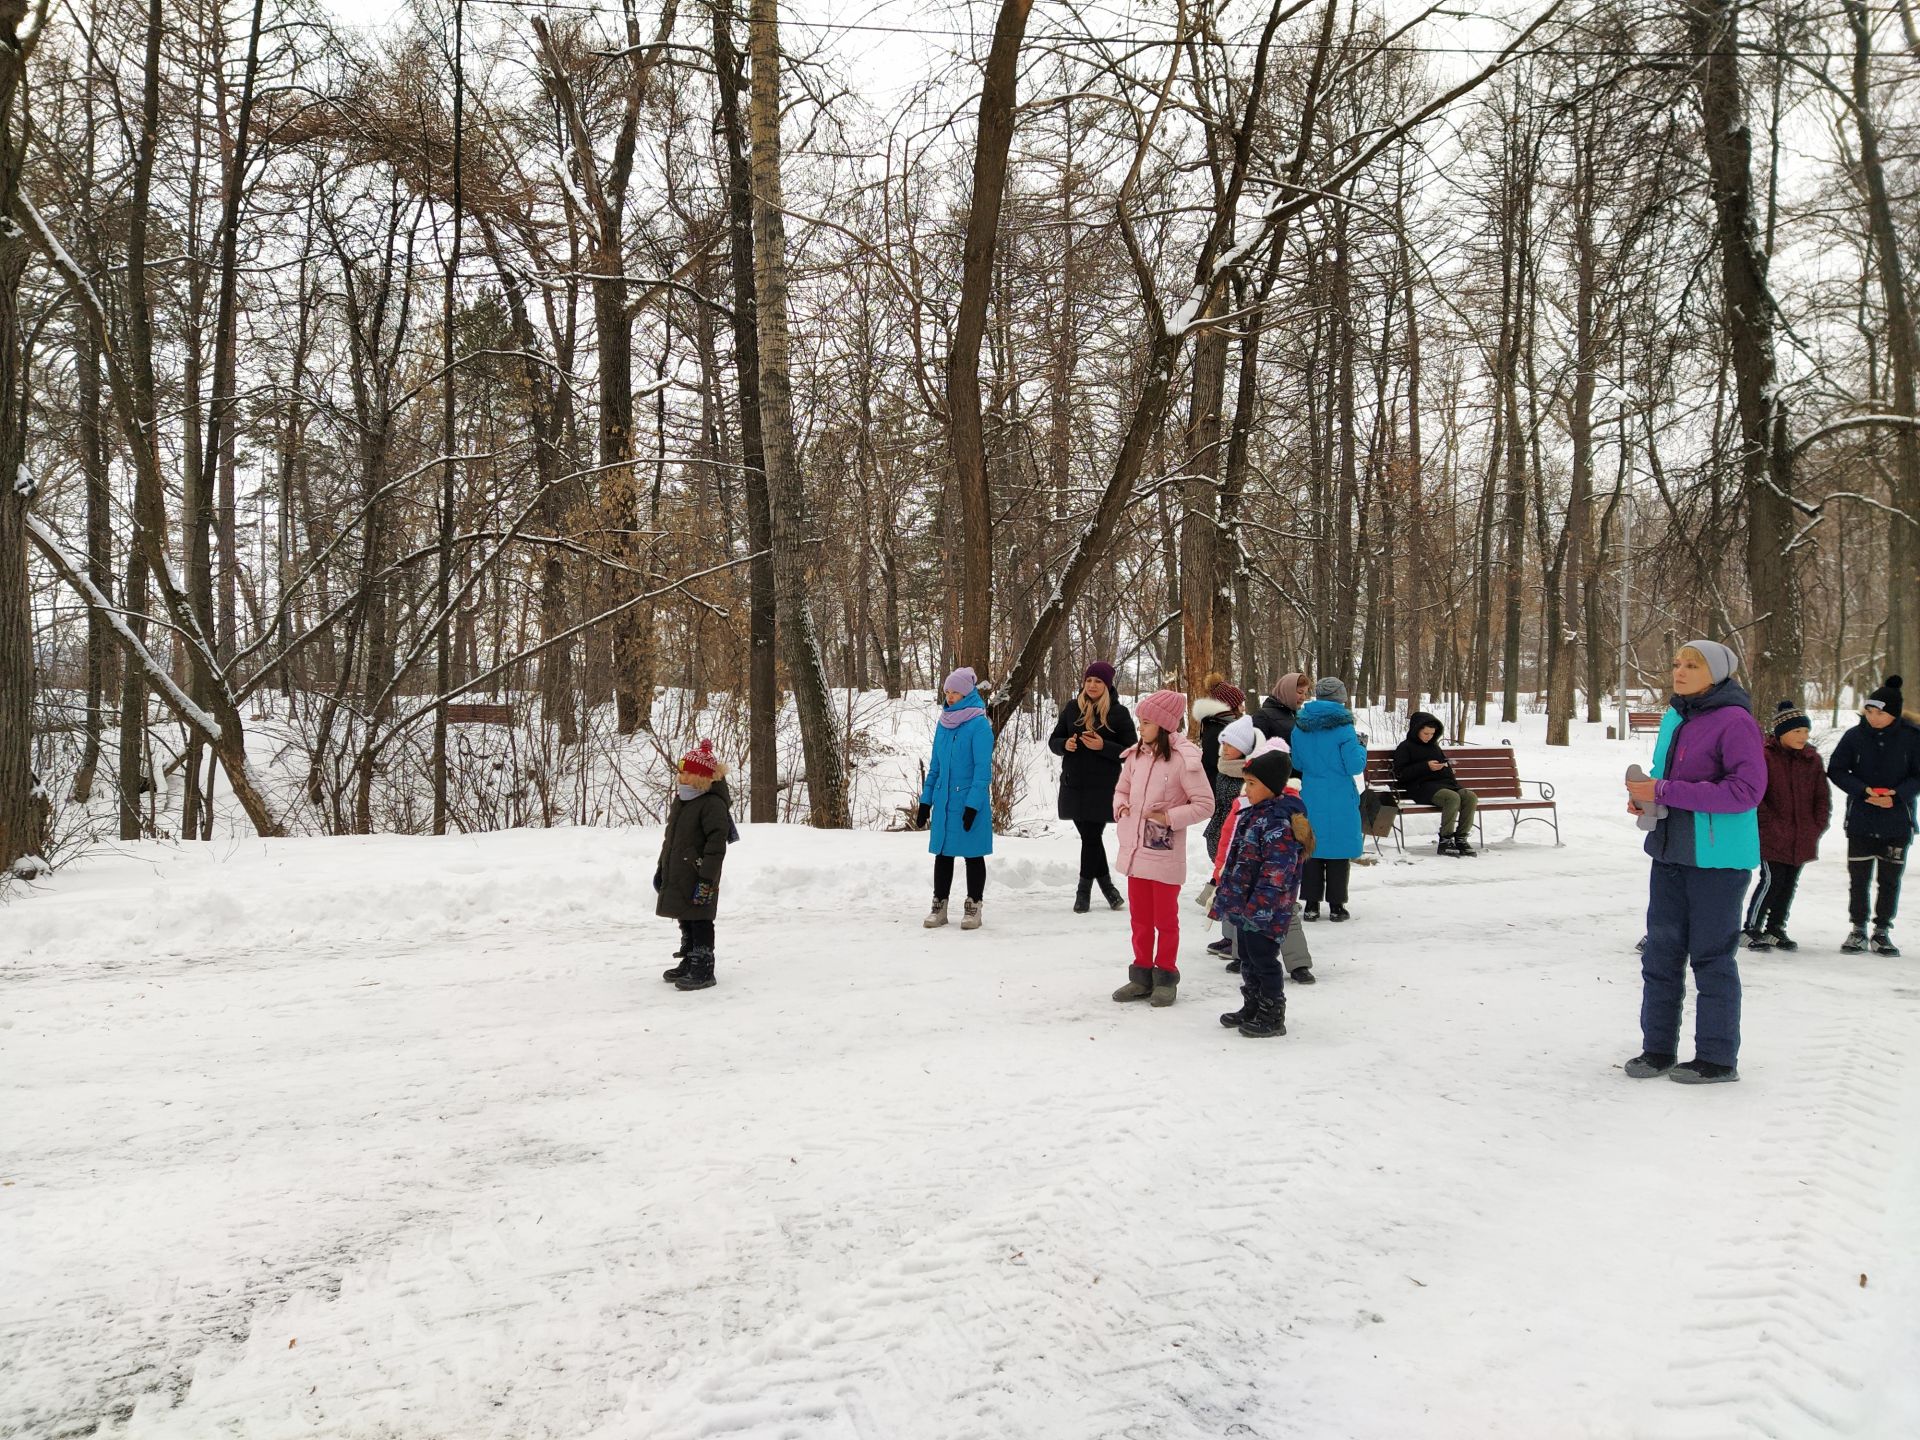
1770, 700, 1810, 739
1865, 674, 1904, 714
1244, 748, 1294, 793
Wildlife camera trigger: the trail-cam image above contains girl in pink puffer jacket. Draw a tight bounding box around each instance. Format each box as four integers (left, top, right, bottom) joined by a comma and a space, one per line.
1110, 688, 1216, 1007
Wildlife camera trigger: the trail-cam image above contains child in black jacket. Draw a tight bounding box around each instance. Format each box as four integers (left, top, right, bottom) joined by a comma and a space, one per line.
656, 740, 736, 990
1391, 711, 1478, 856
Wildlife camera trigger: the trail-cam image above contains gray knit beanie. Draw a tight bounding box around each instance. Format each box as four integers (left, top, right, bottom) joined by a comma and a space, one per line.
1313, 676, 1349, 704
1681, 639, 1739, 685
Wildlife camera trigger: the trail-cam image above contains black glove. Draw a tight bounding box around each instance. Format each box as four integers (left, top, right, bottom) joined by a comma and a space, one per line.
963, 806, 978, 831
915, 803, 932, 830
652, 866, 662, 893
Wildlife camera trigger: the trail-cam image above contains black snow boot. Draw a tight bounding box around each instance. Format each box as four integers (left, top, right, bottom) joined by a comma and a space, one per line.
1669, 1058, 1737, 1085
1074, 877, 1093, 914
1871, 928, 1901, 957
1451, 832, 1477, 857
1436, 834, 1458, 857
1842, 927, 1869, 953
1301, 904, 1321, 923
1224, 957, 1242, 973
1097, 875, 1125, 911
673, 948, 717, 992
1623, 1050, 1677, 1078
662, 946, 689, 983
1237, 992, 1287, 1038
1219, 984, 1256, 1028
1289, 966, 1316, 985
1328, 904, 1350, 922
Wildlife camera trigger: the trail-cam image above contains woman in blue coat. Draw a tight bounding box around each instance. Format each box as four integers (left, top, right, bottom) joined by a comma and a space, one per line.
1290, 676, 1366, 921
918, 666, 995, 931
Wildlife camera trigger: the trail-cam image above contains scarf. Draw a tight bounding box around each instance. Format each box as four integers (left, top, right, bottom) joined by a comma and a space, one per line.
1219, 754, 1247, 779
940, 689, 987, 730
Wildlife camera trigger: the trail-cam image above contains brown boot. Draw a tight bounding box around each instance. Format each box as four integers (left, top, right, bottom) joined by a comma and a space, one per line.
1149, 968, 1180, 1007
1111, 965, 1154, 1002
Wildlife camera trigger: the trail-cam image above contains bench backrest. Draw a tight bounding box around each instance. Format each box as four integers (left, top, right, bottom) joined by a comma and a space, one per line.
1365, 745, 1525, 801
445, 701, 516, 725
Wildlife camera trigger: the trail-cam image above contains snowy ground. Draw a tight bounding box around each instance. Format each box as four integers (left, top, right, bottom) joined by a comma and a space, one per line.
4, 716, 1918, 1439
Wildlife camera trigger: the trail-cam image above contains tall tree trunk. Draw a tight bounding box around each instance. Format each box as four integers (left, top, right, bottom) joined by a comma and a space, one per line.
1689, 0, 1802, 709
747, 0, 849, 826
713, 0, 778, 821
945, 0, 1032, 673
0, 0, 43, 873
1845, 0, 1920, 688
1180, 307, 1228, 716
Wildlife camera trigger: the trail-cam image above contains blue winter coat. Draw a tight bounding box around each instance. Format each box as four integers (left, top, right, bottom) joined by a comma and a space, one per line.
1290, 699, 1366, 860
921, 692, 995, 858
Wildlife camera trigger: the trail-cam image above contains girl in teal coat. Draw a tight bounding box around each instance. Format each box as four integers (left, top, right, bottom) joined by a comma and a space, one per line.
918, 666, 995, 930
1290, 676, 1367, 920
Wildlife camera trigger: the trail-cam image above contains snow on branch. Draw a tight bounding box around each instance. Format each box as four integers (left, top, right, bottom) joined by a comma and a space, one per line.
26, 514, 224, 740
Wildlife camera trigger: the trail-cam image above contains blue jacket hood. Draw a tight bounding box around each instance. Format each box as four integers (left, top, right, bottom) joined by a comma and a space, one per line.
1295, 699, 1355, 733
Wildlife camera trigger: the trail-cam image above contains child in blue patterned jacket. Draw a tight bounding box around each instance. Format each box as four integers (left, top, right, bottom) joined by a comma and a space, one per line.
1210, 747, 1312, 1038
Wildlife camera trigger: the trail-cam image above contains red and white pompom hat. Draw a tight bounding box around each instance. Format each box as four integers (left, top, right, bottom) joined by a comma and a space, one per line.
679, 739, 723, 789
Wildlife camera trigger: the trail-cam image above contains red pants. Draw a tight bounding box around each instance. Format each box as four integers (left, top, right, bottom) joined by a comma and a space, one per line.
1128, 876, 1181, 971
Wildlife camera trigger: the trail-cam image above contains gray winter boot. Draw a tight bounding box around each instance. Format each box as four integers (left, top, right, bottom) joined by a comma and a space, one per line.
1149, 968, 1180, 1008
1111, 965, 1154, 1002
962, 898, 983, 930
923, 897, 949, 929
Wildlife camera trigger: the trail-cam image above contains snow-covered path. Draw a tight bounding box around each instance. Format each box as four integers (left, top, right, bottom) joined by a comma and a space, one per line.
5, 730, 1918, 1439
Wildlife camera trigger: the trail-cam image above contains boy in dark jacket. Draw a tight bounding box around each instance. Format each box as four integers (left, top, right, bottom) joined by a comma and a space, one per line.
1744, 701, 1830, 950
1827, 676, 1920, 955
1391, 711, 1479, 856
1210, 748, 1311, 1038
656, 739, 735, 990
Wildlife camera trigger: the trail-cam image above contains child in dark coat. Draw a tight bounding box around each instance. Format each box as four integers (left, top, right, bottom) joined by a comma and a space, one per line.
1210, 748, 1311, 1038
1826, 676, 1920, 955
656, 740, 735, 991
1744, 701, 1830, 950
1391, 711, 1478, 856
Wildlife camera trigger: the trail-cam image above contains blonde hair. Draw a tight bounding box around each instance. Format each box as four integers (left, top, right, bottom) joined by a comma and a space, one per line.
1076, 684, 1111, 731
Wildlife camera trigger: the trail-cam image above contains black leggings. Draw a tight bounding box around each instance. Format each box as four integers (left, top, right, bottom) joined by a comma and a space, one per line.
679, 918, 715, 951
1301, 858, 1350, 907
1073, 818, 1112, 881
934, 854, 987, 903
1848, 839, 1905, 928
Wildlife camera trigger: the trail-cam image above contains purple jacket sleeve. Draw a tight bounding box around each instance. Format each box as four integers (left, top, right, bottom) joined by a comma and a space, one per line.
1658, 713, 1767, 814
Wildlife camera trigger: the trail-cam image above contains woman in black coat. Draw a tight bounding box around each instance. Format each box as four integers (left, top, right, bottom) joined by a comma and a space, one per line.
1049, 661, 1137, 912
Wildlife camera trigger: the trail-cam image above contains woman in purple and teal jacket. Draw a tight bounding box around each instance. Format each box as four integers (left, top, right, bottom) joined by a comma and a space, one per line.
1623, 641, 1767, 1085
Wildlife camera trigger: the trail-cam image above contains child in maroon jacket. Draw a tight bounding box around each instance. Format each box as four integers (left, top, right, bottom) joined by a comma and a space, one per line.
1745, 701, 1831, 950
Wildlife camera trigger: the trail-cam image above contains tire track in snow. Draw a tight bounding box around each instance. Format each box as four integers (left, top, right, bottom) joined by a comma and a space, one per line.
1640, 1021, 1909, 1440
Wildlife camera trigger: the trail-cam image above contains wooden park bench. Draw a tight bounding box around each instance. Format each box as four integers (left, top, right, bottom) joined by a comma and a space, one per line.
444, 701, 515, 726
1628, 709, 1665, 735
1362, 743, 1561, 851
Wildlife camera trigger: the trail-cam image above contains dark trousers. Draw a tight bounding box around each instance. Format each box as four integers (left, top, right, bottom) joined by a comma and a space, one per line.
1641, 861, 1746, 1067
934, 854, 987, 903
1847, 838, 1905, 928
1238, 929, 1287, 999
1073, 818, 1112, 881
1301, 858, 1349, 907
1743, 860, 1802, 935
679, 917, 715, 951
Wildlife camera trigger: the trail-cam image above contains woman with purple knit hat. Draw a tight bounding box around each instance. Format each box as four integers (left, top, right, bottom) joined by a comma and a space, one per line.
1048, 661, 1137, 913
1623, 640, 1766, 1084
917, 666, 995, 930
